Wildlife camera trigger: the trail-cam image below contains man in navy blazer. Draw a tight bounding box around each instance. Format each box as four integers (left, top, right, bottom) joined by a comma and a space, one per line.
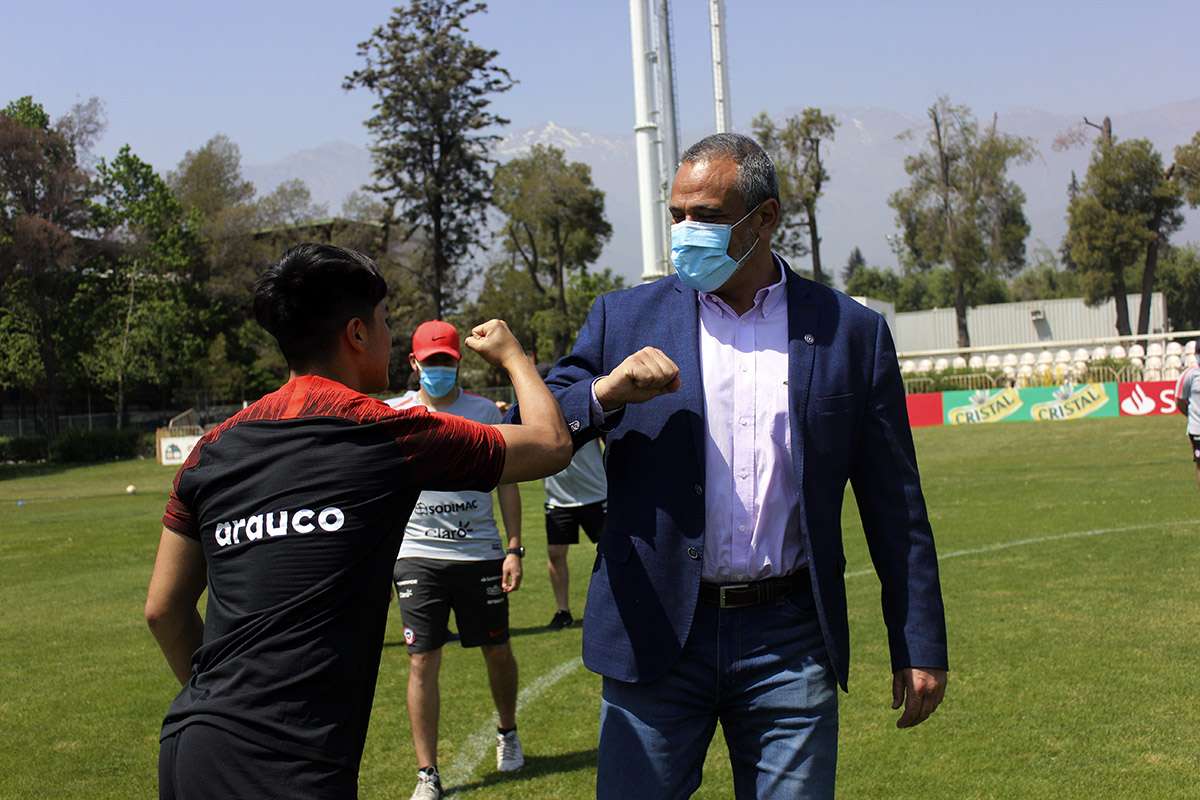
535, 133, 947, 799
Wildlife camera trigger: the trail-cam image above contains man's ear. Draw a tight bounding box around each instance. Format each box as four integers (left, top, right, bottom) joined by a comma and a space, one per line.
756, 197, 781, 242
345, 317, 368, 354
408, 353, 420, 372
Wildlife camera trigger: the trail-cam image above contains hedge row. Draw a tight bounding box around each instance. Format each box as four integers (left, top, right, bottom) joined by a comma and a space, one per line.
1, 429, 145, 464
0, 436, 49, 462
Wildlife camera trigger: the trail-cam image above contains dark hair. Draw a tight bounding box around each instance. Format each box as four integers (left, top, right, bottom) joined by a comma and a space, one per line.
253, 243, 388, 368
679, 132, 780, 211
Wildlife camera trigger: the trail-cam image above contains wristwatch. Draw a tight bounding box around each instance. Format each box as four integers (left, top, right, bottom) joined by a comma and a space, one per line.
506, 546, 525, 558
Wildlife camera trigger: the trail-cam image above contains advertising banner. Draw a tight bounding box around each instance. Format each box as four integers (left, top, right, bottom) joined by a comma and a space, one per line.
156, 429, 202, 465
906, 392, 945, 427
1117, 381, 1179, 416
942, 382, 1119, 425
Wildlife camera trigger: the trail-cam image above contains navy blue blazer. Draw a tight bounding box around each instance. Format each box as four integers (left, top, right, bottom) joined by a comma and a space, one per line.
536, 264, 947, 689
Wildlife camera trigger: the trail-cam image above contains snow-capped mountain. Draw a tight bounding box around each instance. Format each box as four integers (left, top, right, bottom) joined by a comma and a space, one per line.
243, 99, 1200, 288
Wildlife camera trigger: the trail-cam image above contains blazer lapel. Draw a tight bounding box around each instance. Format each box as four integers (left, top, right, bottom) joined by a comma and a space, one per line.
785, 267, 818, 490
667, 279, 707, 477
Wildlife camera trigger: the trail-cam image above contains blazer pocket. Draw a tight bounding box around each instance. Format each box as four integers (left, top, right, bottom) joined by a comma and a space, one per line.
816, 392, 856, 415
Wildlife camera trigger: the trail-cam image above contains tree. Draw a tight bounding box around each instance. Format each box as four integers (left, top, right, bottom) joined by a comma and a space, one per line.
342, 190, 386, 223
0, 96, 98, 437
530, 268, 626, 365
1143, 132, 1200, 334
752, 108, 838, 284
345, 0, 513, 318
88, 145, 206, 424
1154, 244, 1200, 332
57, 96, 107, 172
254, 178, 329, 228
168, 134, 254, 218
1059, 119, 1200, 336
456, 260, 550, 387
1177, 131, 1200, 206
889, 97, 1035, 346
492, 144, 612, 359
470, 261, 549, 350
461, 262, 625, 386
843, 263, 1002, 313
1008, 246, 1081, 302
1065, 131, 1182, 336
842, 246, 866, 285
168, 134, 263, 318
166, 135, 301, 405
843, 264, 901, 302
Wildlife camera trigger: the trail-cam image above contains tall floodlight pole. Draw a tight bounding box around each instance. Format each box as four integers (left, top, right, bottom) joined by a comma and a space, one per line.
709, 0, 732, 133
657, 0, 680, 177
630, 0, 670, 281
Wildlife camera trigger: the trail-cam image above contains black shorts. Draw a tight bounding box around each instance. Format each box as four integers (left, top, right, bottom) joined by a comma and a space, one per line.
159, 723, 355, 800
545, 501, 607, 546
393, 557, 508, 653
1189, 434, 1200, 463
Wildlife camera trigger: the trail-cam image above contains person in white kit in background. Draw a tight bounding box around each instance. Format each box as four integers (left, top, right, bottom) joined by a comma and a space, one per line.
537, 362, 608, 630
387, 320, 526, 800
1174, 362, 1200, 490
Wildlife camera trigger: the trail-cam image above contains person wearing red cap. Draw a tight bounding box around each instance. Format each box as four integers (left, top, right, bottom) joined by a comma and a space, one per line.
387, 320, 527, 800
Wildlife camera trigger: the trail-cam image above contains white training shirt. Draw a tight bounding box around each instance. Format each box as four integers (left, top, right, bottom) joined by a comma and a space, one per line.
388, 389, 507, 561
544, 438, 607, 508
1176, 365, 1200, 436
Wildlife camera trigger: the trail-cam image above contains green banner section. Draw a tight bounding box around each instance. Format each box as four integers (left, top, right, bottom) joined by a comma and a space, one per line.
943, 382, 1119, 425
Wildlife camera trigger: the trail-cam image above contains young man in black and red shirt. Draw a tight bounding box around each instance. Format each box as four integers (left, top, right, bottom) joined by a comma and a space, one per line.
145, 243, 571, 799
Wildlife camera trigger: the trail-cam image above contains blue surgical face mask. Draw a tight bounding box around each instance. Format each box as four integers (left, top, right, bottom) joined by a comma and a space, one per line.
418, 365, 458, 398
669, 204, 762, 292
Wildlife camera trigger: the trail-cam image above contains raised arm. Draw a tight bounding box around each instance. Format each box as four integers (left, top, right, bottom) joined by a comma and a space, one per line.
465, 319, 572, 484
594, 347, 681, 412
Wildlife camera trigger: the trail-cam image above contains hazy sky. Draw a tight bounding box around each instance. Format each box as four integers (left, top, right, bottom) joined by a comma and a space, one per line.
6, 0, 1199, 173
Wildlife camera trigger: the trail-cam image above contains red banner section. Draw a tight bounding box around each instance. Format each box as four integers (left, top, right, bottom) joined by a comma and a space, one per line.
1117, 381, 1179, 416
906, 392, 945, 428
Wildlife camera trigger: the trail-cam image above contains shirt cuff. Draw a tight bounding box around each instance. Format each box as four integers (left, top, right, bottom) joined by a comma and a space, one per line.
590, 377, 622, 427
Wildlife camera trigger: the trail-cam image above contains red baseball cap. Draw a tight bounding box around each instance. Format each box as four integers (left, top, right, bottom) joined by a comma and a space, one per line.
412, 320, 461, 361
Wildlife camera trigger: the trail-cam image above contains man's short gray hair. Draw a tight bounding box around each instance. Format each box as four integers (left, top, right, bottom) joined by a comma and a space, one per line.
679, 133, 780, 211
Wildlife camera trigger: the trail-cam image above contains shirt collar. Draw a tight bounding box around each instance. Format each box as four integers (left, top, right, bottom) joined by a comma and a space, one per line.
697, 254, 789, 319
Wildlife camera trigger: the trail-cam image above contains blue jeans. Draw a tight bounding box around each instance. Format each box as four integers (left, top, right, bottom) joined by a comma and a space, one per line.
597, 589, 838, 800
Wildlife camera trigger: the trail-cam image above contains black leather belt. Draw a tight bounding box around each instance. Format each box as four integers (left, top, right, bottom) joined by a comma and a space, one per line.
698, 572, 810, 609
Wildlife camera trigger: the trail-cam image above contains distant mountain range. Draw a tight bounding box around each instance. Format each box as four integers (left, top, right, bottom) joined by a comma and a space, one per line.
243, 100, 1200, 288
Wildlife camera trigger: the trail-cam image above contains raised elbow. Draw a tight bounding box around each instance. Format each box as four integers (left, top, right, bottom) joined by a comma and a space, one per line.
549, 436, 573, 474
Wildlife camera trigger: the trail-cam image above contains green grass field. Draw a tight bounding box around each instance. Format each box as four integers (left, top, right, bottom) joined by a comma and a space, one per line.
1, 415, 1198, 799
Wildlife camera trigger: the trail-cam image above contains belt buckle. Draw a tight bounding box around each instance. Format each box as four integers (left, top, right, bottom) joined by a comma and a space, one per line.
718, 583, 750, 608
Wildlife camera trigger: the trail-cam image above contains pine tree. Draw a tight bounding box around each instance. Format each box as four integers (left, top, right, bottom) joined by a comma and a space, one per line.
345, 0, 513, 318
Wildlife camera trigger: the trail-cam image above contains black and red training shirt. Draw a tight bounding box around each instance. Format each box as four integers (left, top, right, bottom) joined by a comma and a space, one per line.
159, 375, 505, 768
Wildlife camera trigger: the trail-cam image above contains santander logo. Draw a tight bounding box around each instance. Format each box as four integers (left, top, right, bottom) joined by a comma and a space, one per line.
1120, 384, 1156, 415
1117, 381, 1177, 416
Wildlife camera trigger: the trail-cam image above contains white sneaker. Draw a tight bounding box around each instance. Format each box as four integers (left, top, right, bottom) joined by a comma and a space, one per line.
496, 729, 525, 772
410, 767, 442, 800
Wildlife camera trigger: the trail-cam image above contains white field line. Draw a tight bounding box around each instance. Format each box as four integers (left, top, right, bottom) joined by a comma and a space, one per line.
443, 517, 1200, 791
844, 518, 1200, 578
443, 655, 584, 794
6, 493, 111, 504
